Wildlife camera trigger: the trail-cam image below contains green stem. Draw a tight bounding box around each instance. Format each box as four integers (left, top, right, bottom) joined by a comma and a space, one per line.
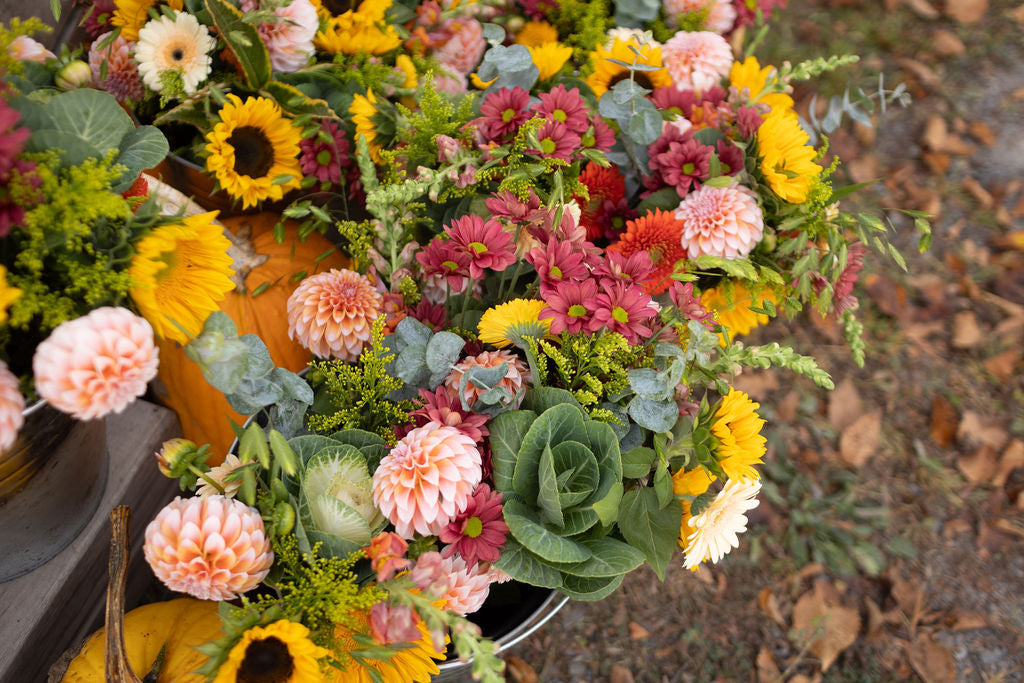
191, 466, 226, 496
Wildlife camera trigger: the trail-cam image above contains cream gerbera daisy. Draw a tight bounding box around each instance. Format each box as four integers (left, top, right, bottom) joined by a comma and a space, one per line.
682, 478, 761, 570
134, 12, 214, 95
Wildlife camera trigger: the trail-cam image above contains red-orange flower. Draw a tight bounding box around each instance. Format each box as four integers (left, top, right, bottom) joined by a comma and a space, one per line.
575, 163, 626, 240
608, 209, 687, 295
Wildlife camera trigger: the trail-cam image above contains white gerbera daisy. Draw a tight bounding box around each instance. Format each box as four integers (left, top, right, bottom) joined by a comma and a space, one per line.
683, 478, 761, 570
134, 12, 215, 95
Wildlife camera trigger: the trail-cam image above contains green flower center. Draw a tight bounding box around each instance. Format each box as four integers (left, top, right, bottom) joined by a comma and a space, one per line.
568, 304, 588, 318
442, 260, 459, 271
549, 265, 562, 279
465, 516, 483, 538
540, 138, 557, 155
237, 636, 294, 683
468, 241, 488, 255
502, 108, 517, 122
682, 162, 696, 175
611, 306, 629, 324
553, 108, 567, 123
581, 133, 595, 147
316, 150, 332, 166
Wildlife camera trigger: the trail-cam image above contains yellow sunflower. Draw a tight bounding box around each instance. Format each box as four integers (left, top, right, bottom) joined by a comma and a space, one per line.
470, 72, 497, 89
672, 466, 715, 549
204, 94, 303, 210
586, 37, 673, 99
757, 107, 822, 204
314, 0, 402, 56
729, 56, 794, 112
214, 619, 330, 683
515, 20, 559, 48
711, 389, 767, 482
395, 54, 417, 89
350, 89, 382, 162
700, 280, 777, 345
111, 0, 183, 42
478, 299, 551, 349
529, 42, 573, 82
129, 211, 235, 343
328, 608, 445, 682
0, 266, 23, 326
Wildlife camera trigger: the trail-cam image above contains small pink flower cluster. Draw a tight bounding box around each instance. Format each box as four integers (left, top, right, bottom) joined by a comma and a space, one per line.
408, 3, 487, 95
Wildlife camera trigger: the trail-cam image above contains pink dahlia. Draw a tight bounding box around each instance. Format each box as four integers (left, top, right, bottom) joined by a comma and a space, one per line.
539, 278, 599, 335
662, 31, 734, 93
299, 119, 350, 185
32, 307, 158, 421
526, 237, 589, 290
259, 0, 318, 73
286, 268, 382, 361
0, 361, 25, 453
372, 422, 483, 538
664, 0, 737, 34
444, 349, 529, 411
411, 385, 489, 443
88, 32, 144, 104
675, 183, 764, 259
532, 85, 589, 133
434, 19, 486, 76
532, 119, 581, 161
590, 281, 657, 344
437, 554, 492, 616
439, 483, 509, 567
445, 214, 516, 279
144, 495, 273, 600
473, 87, 531, 142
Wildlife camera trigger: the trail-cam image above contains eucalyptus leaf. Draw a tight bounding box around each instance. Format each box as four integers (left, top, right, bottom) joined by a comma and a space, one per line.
627, 396, 679, 433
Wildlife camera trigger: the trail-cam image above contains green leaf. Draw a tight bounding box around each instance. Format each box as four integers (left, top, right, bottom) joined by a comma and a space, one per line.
621, 447, 657, 479
44, 88, 133, 156
111, 126, 170, 192
25, 130, 101, 169
592, 481, 623, 526
627, 396, 679, 433
205, 0, 271, 89
288, 435, 343, 465
536, 444, 564, 527
424, 331, 464, 378
635, 187, 683, 214
653, 461, 674, 509
503, 499, 592, 563
521, 387, 584, 414
492, 538, 563, 589
489, 410, 536, 493
559, 573, 625, 601
554, 537, 645, 578
261, 80, 333, 117
551, 440, 599, 509
619, 488, 682, 581
513, 404, 585, 498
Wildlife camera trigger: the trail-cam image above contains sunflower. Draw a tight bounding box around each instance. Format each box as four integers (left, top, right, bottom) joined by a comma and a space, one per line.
205, 95, 303, 210
214, 619, 330, 683
672, 466, 715, 549
586, 37, 673, 99
314, 0, 402, 56
757, 107, 822, 204
395, 54, 417, 89
729, 56, 793, 112
329, 607, 446, 682
700, 280, 777, 345
0, 265, 22, 326
529, 42, 573, 82
349, 89, 383, 162
711, 389, 766, 482
478, 299, 551, 349
129, 211, 235, 343
111, 0, 183, 42
515, 20, 559, 48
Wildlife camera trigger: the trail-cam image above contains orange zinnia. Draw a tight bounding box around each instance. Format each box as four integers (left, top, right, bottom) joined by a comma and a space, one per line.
608, 209, 687, 295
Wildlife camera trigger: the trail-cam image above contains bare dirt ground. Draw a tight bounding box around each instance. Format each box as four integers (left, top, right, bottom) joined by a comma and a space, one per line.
505, 1, 1024, 681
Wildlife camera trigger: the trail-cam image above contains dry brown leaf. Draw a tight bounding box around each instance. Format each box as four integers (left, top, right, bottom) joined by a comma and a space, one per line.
1012, 85, 1024, 100
733, 370, 780, 401
505, 655, 538, 683
1011, 4, 1024, 23
942, 518, 973, 538
930, 395, 958, 447
864, 597, 886, 640
828, 378, 864, 432
983, 348, 1021, 382
864, 273, 910, 319
946, 607, 990, 631
609, 664, 635, 683
994, 440, 1024, 487
922, 150, 952, 175
957, 445, 999, 484
789, 676, 822, 683
932, 28, 966, 55
922, 115, 976, 155
628, 621, 650, 639
904, 0, 941, 17
993, 230, 1024, 250
951, 310, 985, 348
839, 411, 882, 466
968, 121, 997, 146
758, 587, 787, 627
957, 411, 1010, 451
791, 582, 861, 672
896, 57, 943, 90
962, 177, 995, 209
693, 564, 715, 585
945, 0, 988, 23
756, 646, 783, 683
995, 517, 1024, 537
909, 634, 957, 683
888, 566, 926, 618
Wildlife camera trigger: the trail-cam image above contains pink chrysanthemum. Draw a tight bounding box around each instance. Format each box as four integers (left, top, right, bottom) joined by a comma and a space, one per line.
408, 298, 447, 331
593, 250, 655, 285
474, 87, 530, 142
32, 307, 158, 421
434, 18, 486, 76
259, 0, 317, 73
649, 132, 714, 198
736, 105, 764, 139
286, 268, 383, 361
526, 237, 589, 289
0, 361, 25, 453
88, 32, 144, 104
372, 422, 483, 538
411, 385, 490, 443
670, 281, 717, 329
416, 238, 471, 297
0, 98, 30, 179
439, 483, 509, 567
664, 0, 737, 34
445, 214, 516, 279
734, 0, 787, 28
74, 0, 115, 37
590, 281, 657, 344
532, 85, 589, 133
445, 349, 529, 410
716, 140, 745, 176
662, 31, 734, 93
675, 183, 764, 259
583, 115, 617, 152
539, 278, 599, 335
437, 554, 492, 616
299, 119, 350, 185
532, 119, 581, 161
486, 188, 541, 221
144, 495, 273, 600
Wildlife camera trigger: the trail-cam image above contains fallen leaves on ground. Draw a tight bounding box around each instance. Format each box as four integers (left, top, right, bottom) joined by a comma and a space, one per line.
909, 633, 957, 682
944, 0, 988, 23
790, 580, 861, 672
839, 410, 882, 466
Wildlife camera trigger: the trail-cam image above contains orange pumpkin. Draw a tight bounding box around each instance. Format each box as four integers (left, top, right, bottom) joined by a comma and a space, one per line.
152, 214, 348, 462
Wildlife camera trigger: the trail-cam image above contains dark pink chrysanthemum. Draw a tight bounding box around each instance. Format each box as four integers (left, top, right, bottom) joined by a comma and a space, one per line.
590, 280, 657, 344
734, 0, 787, 28
75, 0, 115, 37
416, 237, 471, 291
439, 483, 509, 567
670, 281, 716, 330
474, 87, 531, 142
411, 385, 490, 443
88, 32, 144, 104
716, 140, 745, 176
531, 119, 581, 161
408, 299, 447, 331
652, 135, 714, 198
595, 197, 637, 241
735, 105, 764, 139
445, 214, 515, 279
532, 85, 589, 133
299, 119, 350, 185
486, 189, 541, 221
582, 115, 616, 152
519, 0, 558, 20
833, 242, 866, 314
539, 278, 599, 334
592, 249, 655, 285
526, 237, 589, 289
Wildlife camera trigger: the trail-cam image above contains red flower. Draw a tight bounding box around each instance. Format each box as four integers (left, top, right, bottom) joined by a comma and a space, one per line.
408, 299, 447, 331
532, 84, 589, 133
445, 214, 516, 279
411, 386, 489, 443
439, 484, 510, 567
576, 162, 627, 241
416, 237, 471, 291
526, 237, 590, 290
299, 119, 351, 186
539, 278, 599, 334
590, 280, 657, 344
474, 87, 531, 142
531, 120, 581, 161
833, 242, 866, 314
734, 0, 788, 28
608, 209, 686, 295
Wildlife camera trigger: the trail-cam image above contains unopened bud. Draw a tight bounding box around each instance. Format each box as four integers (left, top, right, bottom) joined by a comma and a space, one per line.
55, 60, 92, 90
155, 438, 198, 477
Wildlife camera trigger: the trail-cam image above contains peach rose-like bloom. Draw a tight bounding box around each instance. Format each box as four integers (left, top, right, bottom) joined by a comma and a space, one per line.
143, 495, 273, 601
438, 554, 492, 616
0, 360, 25, 453
260, 0, 318, 73
287, 268, 383, 361
444, 349, 529, 410
675, 183, 764, 260
434, 18, 486, 76
662, 30, 734, 93
32, 307, 159, 420
8, 35, 55, 63
372, 422, 482, 539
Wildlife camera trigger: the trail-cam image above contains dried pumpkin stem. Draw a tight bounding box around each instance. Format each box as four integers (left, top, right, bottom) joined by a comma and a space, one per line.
105, 506, 143, 683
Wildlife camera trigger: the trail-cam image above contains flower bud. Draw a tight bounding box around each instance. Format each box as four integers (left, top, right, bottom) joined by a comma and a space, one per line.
55, 60, 92, 90
155, 438, 198, 477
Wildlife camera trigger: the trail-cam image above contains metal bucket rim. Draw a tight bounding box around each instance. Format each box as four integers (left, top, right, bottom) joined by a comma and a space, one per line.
21, 399, 46, 419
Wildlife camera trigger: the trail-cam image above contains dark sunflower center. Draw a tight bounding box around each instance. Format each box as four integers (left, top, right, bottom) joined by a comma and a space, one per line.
323, 0, 354, 13
608, 70, 655, 91
172, 47, 184, 61
228, 126, 275, 179
237, 637, 295, 683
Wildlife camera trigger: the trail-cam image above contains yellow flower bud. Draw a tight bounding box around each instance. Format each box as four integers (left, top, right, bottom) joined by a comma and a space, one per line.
155, 438, 197, 477
55, 60, 92, 91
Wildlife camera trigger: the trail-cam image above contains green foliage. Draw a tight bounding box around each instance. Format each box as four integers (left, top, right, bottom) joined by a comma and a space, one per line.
533, 331, 646, 412
157, 69, 187, 108
393, 73, 477, 173
715, 342, 835, 390
0, 18, 51, 76
205, 0, 272, 89
545, 0, 612, 61
840, 310, 866, 368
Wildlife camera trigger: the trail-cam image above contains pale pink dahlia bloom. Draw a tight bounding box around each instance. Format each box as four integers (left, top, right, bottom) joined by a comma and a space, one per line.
32, 307, 158, 421
8, 35, 55, 63
0, 361, 25, 453
437, 554, 492, 616
259, 0, 318, 73
675, 183, 764, 260
144, 495, 274, 600
287, 268, 383, 361
663, 0, 737, 34
662, 31, 734, 93
372, 422, 482, 539
89, 32, 144, 103
434, 19, 486, 76
444, 349, 529, 410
